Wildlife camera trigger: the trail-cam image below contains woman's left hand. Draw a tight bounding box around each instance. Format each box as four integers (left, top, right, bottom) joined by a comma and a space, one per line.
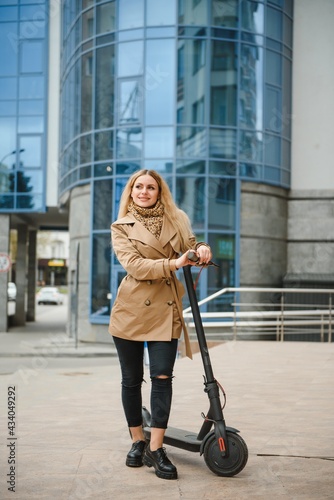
196, 244, 212, 266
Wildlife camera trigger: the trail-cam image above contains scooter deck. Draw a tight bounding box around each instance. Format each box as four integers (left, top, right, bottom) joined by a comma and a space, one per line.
143, 425, 202, 453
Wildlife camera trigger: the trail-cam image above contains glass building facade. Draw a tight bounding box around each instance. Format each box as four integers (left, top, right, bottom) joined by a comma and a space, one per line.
59, 0, 293, 322
0, 0, 48, 212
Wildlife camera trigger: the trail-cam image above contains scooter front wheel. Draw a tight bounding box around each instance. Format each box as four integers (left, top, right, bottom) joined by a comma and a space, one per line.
203, 431, 248, 477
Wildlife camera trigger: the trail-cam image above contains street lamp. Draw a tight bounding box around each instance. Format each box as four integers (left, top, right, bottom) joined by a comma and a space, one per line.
0, 149, 25, 166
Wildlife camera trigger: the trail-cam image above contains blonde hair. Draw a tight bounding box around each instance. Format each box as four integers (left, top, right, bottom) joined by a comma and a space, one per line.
117, 169, 194, 250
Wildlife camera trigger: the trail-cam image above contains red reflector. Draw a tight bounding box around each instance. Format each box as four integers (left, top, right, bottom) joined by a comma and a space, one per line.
218, 437, 226, 452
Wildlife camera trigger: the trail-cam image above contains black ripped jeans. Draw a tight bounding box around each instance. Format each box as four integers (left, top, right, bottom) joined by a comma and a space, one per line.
113, 336, 178, 429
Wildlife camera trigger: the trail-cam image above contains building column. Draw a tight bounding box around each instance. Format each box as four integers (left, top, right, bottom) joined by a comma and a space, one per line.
12, 224, 27, 326
26, 230, 37, 322
0, 215, 10, 332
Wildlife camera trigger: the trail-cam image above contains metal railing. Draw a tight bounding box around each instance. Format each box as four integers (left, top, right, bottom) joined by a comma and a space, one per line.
183, 287, 334, 342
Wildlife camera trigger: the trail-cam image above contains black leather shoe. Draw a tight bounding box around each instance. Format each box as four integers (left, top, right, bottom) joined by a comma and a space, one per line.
126, 440, 147, 467
143, 446, 178, 480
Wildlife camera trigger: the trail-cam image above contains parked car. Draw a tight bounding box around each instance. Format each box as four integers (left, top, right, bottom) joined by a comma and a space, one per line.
7, 282, 17, 301
37, 287, 64, 305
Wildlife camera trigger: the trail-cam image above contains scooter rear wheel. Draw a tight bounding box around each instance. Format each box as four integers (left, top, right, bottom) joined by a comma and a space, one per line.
203, 431, 248, 477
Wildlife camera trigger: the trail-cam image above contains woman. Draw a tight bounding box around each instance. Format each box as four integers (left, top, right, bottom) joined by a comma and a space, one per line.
109, 169, 212, 480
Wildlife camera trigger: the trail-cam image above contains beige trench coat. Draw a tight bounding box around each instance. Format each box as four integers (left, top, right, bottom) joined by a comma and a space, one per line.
108, 212, 196, 359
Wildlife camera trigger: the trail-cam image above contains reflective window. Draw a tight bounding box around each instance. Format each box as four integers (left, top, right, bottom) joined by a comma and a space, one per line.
18, 116, 44, 133
264, 165, 280, 183
20, 21, 45, 39
94, 130, 113, 161
145, 159, 173, 173
265, 86, 281, 133
118, 79, 141, 127
211, 85, 236, 126
116, 129, 142, 159
239, 130, 263, 162
176, 176, 205, 229
119, 0, 144, 30
264, 134, 280, 166
19, 76, 44, 99
19, 100, 44, 115
241, 0, 264, 33
16, 169, 43, 192
95, 45, 115, 129
20, 41, 43, 73
212, 40, 236, 71
0, 195, 14, 209
212, 0, 238, 27
0, 78, 17, 99
266, 5, 282, 41
208, 233, 235, 296
0, 6, 18, 21
118, 41, 144, 77
208, 177, 236, 230
115, 161, 141, 175
240, 44, 263, 130
176, 126, 206, 157
81, 51, 93, 132
96, 2, 115, 34
20, 5, 46, 20
0, 117, 16, 166
93, 179, 113, 230
19, 136, 42, 168
178, 0, 208, 25
145, 127, 173, 158
239, 163, 262, 178
81, 133, 93, 163
265, 50, 281, 86
176, 159, 204, 174
0, 101, 16, 116
17, 193, 43, 210
209, 128, 236, 159
146, 0, 176, 26
209, 161, 236, 176
145, 39, 175, 125
0, 23, 18, 76
82, 8, 94, 41
91, 233, 112, 315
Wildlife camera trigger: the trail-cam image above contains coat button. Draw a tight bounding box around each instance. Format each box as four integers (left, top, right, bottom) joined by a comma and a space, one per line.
145, 299, 151, 306
147, 280, 152, 285
167, 301, 173, 306
165, 279, 171, 285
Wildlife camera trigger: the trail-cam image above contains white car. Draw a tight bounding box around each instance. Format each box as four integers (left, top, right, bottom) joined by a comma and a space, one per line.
7, 282, 17, 301
37, 287, 64, 305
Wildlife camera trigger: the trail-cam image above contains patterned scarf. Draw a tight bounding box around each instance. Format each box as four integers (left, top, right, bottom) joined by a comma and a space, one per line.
128, 200, 164, 239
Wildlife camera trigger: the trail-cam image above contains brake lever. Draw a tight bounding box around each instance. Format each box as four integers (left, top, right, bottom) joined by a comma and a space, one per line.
188, 251, 219, 267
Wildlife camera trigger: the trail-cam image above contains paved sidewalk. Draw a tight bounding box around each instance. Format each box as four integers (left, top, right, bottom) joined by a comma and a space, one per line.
0, 331, 334, 499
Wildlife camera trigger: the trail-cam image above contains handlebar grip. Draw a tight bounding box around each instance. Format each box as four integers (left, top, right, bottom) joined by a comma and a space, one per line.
187, 251, 199, 263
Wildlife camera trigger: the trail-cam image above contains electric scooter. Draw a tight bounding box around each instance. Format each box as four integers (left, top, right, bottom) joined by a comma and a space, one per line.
142, 253, 248, 477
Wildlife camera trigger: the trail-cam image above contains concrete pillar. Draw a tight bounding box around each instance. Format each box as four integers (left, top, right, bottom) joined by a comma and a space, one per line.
26, 230, 37, 322
12, 224, 27, 326
0, 215, 10, 332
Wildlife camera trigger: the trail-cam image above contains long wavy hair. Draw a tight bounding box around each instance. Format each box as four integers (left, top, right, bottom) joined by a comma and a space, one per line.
117, 169, 193, 250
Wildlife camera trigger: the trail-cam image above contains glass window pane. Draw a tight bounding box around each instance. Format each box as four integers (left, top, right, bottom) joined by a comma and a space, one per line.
179, 0, 208, 25
0, 6, 18, 20
95, 45, 115, 129
211, 85, 236, 126
145, 39, 175, 125
20, 41, 43, 73
176, 159, 204, 174
16, 169, 43, 192
265, 50, 281, 86
82, 8, 94, 41
116, 128, 142, 159
18, 116, 44, 133
119, 0, 144, 30
146, 0, 176, 26
239, 130, 263, 162
0, 101, 16, 115
208, 234, 235, 295
209, 161, 236, 175
209, 128, 236, 159
118, 79, 141, 127
176, 126, 206, 157
145, 127, 173, 158
0, 23, 18, 76
265, 86, 281, 132
93, 179, 113, 230
96, 2, 115, 34
145, 159, 173, 173
19, 99, 44, 115
19, 136, 42, 167
176, 176, 205, 229
0, 117, 16, 166
94, 162, 114, 177
115, 161, 141, 175
266, 6, 282, 41
81, 51, 93, 132
208, 177, 236, 230
20, 21, 45, 39
240, 44, 263, 130
81, 133, 92, 163
19, 76, 44, 99
118, 41, 144, 77
241, 0, 264, 33
94, 130, 113, 161
264, 134, 280, 166
211, 40, 236, 71
264, 165, 280, 182
91, 233, 111, 316
0, 78, 17, 99
20, 6, 46, 20
239, 163, 262, 178
212, 0, 237, 27
17, 193, 43, 211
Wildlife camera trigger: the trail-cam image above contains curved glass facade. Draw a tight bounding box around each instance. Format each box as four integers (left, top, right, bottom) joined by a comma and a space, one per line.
0, 0, 48, 212
60, 0, 293, 320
